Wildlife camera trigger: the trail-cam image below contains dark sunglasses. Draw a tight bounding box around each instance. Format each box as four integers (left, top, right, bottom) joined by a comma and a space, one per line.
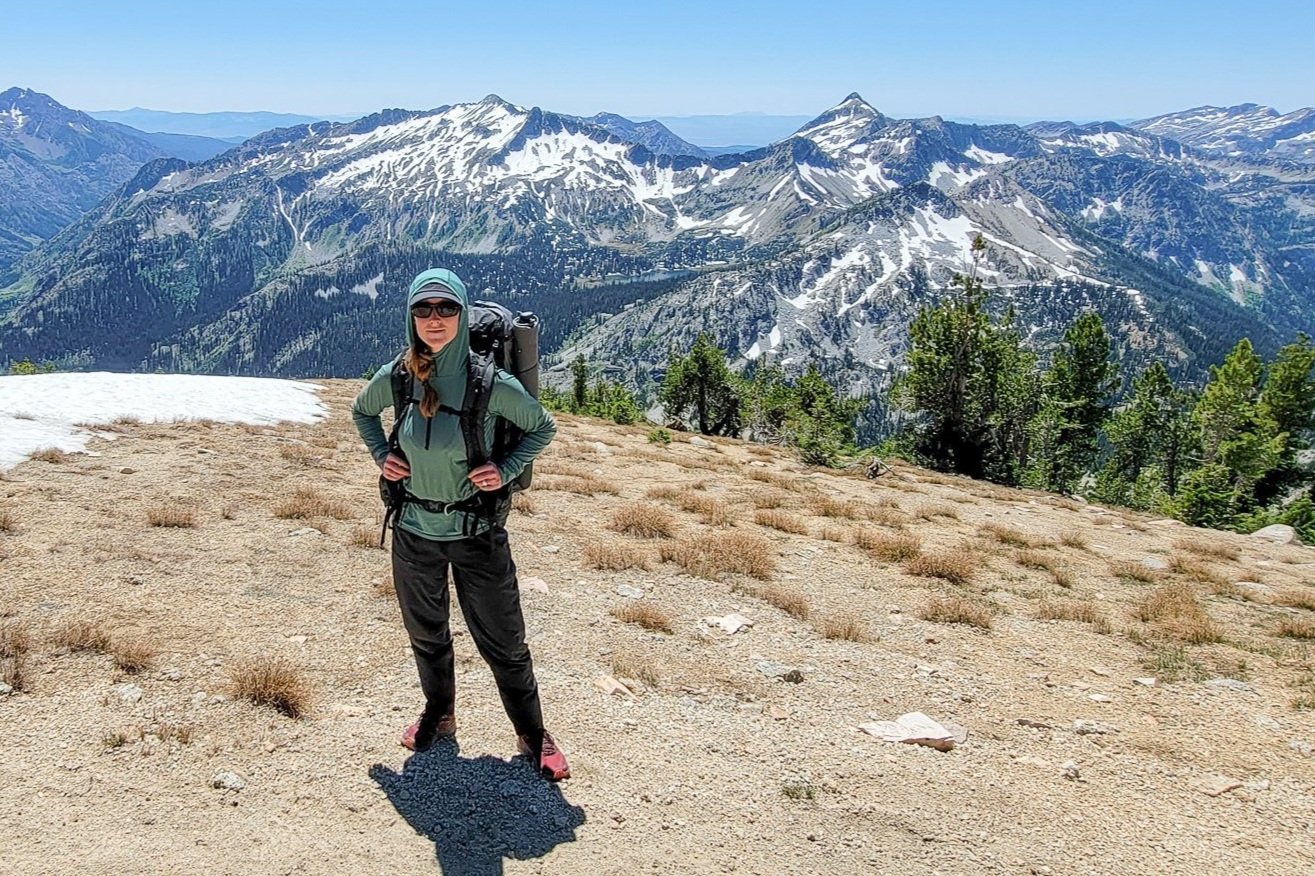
410, 301, 462, 319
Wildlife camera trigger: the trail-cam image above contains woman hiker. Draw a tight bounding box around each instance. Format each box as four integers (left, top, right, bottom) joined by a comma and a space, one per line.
352, 267, 569, 781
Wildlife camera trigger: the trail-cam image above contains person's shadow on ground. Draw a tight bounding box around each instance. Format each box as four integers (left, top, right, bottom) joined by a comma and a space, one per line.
370, 740, 587, 876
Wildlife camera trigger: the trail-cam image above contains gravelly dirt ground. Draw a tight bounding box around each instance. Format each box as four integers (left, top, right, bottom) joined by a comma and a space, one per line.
1, 378, 1313, 876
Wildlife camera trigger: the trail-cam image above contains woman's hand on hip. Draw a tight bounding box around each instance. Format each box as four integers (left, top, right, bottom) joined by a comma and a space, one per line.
468, 463, 502, 491
381, 453, 410, 482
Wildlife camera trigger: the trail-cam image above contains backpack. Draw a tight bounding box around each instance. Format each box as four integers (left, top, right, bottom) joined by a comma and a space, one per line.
377, 302, 541, 545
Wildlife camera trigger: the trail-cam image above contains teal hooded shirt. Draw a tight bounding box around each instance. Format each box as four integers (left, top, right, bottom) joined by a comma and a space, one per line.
352, 268, 557, 541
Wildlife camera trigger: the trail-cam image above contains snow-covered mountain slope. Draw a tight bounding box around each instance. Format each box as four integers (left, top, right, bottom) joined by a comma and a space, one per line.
1132, 103, 1315, 164
0, 87, 166, 273
0, 93, 1305, 381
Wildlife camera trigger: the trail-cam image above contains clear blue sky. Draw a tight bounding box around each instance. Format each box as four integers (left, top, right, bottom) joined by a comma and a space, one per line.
3, 0, 1311, 121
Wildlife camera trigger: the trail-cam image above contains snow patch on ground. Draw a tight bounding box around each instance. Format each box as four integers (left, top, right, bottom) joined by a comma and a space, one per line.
0, 373, 327, 469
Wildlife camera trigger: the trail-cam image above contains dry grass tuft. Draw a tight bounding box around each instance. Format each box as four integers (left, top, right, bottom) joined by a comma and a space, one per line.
1015, 549, 1059, 572
1173, 539, 1240, 562
229, 656, 313, 718
751, 490, 793, 510
279, 444, 324, 466
372, 574, 395, 599
758, 585, 810, 619
1059, 530, 1089, 549
29, 447, 69, 464
920, 595, 994, 629
1110, 560, 1162, 584
860, 505, 907, 528
659, 532, 776, 580
977, 523, 1040, 548
583, 541, 651, 571
1036, 600, 1105, 626
1050, 568, 1077, 589
1274, 588, 1315, 612
747, 469, 806, 491
1, 621, 32, 691
1168, 555, 1229, 587
914, 503, 960, 521
817, 524, 849, 543
534, 458, 591, 477
537, 474, 619, 496
348, 526, 380, 548
109, 636, 158, 674
1135, 583, 1223, 644
511, 492, 536, 515
610, 650, 661, 688
807, 495, 858, 519
147, 504, 198, 528
52, 618, 111, 653
671, 491, 734, 526
272, 487, 354, 520
903, 548, 976, 585
609, 504, 677, 539
1276, 617, 1315, 640
818, 614, 870, 642
612, 602, 673, 634
854, 530, 922, 561
0, 509, 15, 533
754, 509, 810, 535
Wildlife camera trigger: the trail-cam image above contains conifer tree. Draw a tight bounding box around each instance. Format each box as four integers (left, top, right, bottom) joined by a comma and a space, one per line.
784, 365, 863, 467
659, 333, 742, 435
570, 355, 588, 412
1092, 362, 1193, 509
1026, 311, 1117, 493
1172, 339, 1285, 525
892, 236, 1037, 483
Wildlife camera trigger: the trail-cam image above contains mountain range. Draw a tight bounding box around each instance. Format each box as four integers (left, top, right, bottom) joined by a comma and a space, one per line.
0, 89, 1311, 430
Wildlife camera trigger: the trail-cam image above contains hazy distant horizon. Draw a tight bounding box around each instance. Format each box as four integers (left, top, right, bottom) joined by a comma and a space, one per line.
79, 100, 1156, 148
4, 0, 1309, 124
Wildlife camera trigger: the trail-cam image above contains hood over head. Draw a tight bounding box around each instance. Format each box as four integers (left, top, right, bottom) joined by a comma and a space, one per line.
407, 267, 470, 377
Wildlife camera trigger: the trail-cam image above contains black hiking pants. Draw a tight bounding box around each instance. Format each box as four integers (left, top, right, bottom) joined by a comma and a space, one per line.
390, 525, 544, 740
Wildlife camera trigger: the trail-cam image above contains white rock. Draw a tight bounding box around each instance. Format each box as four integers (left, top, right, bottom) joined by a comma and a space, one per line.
1198, 774, 1243, 797
689, 436, 712, 448
285, 635, 308, 645
1140, 556, 1170, 571
111, 683, 143, 703
1204, 677, 1253, 693
542, 545, 561, 554
616, 584, 645, 599
288, 527, 319, 537
520, 576, 550, 594
0, 682, 12, 696
1072, 720, 1118, 736
1288, 740, 1312, 756
1249, 524, 1296, 544
1088, 694, 1112, 703
1133, 677, 1157, 687
704, 613, 754, 635
859, 712, 959, 752
211, 771, 246, 791
1254, 715, 1280, 730
589, 442, 611, 455
593, 675, 633, 697
1061, 760, 1080, 780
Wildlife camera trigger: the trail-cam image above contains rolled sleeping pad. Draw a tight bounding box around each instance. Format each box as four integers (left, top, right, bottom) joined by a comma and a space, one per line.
511, 311, 541, 491
511, 312, 540, 399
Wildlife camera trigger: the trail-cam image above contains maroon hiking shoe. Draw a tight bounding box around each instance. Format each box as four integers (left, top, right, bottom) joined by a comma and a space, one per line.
400, 713, 456, 752
518, 730, 571, 781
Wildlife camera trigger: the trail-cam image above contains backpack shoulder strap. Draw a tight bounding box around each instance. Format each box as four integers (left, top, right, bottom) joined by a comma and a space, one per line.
387, 352, 413, 446
460, 354, 497, 468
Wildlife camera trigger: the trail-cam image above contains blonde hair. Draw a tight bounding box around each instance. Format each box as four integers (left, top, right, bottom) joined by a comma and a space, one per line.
402, 345, 441, 418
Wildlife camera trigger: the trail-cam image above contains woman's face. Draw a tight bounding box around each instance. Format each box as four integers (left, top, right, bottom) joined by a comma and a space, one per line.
411, 298, 461, 353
